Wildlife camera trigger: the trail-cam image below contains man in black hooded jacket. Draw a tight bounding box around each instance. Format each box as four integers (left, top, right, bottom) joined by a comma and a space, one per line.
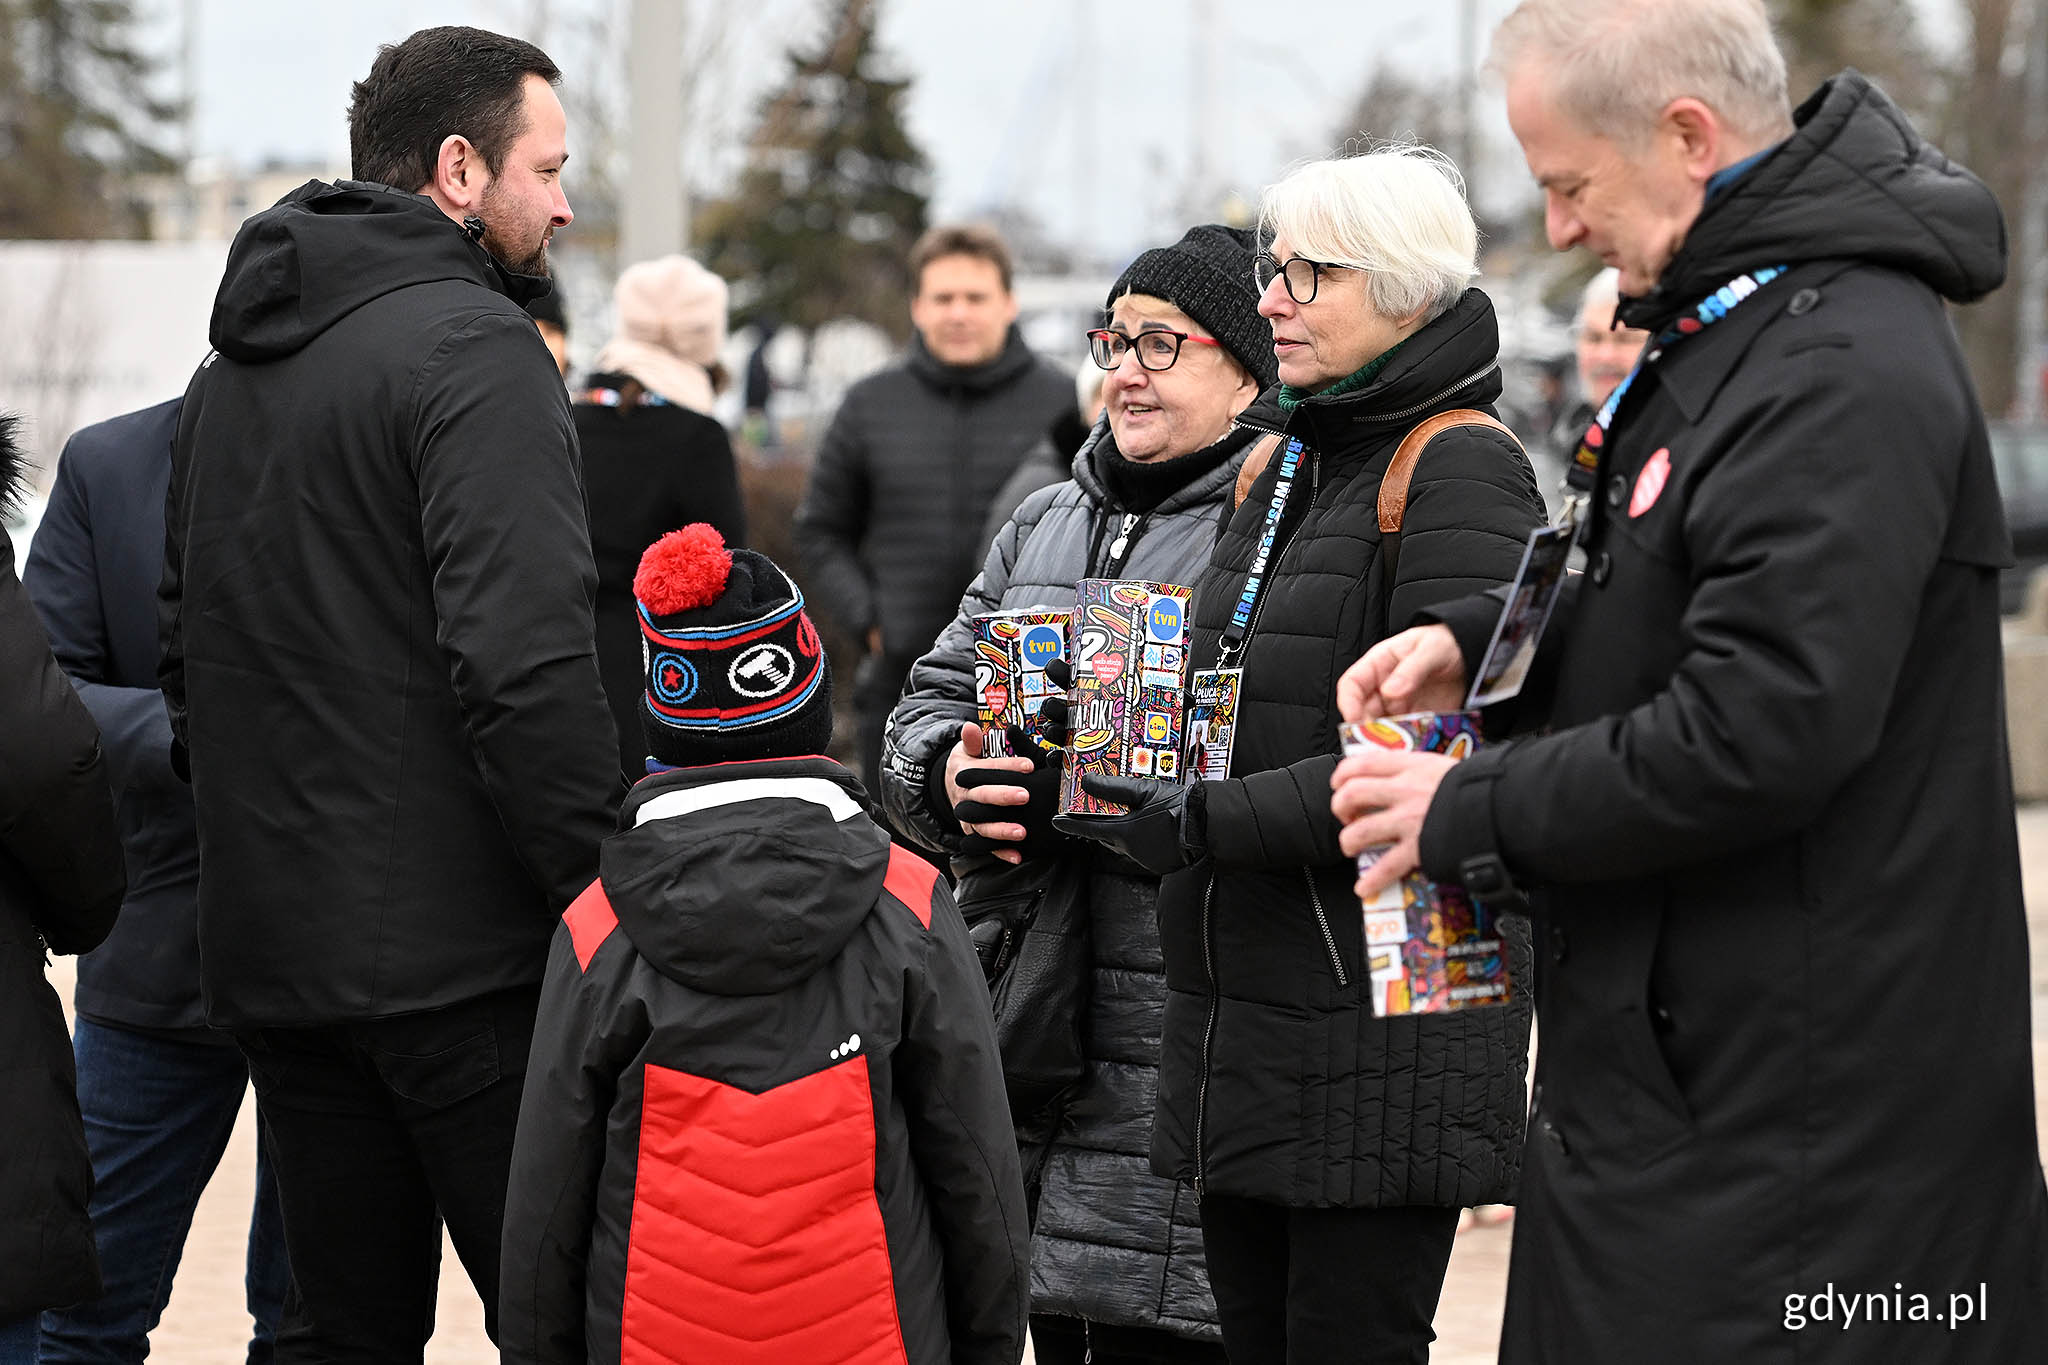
159, 26, 620, 1355
1333, 3, 2048, 1360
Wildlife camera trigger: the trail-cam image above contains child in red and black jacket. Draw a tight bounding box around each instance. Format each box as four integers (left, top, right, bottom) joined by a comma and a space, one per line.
499, 525, 1028, 1365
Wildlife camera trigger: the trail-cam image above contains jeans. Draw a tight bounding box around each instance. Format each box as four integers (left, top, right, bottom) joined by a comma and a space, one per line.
0, 1316, 37, 1365
1197, 1194, 1459, 1365
40, 1018, 288, 1365
236, 985, 539, 1363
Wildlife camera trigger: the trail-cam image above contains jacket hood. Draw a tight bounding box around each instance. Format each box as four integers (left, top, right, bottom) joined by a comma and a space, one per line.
906, 323, 1042, 395
1282, 287, 1504, 455
1623, 70, 2006, 330
598, 757, 891, 996
209, 179, 552, 363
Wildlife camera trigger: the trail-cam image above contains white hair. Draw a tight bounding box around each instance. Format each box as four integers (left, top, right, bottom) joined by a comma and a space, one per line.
1579, 266, 1621, 317
1257, 145, 1478, 324
1489, 0, 1793, 147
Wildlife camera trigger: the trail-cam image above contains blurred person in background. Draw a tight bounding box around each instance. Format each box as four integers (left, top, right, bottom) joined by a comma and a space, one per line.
525, 286, 571, 378
979, 360, 1112, 552
26, 399, 288, 1362
883, 223, 1276, 1365
0, 413, 126, 1362
796, 223, 1073, 791
579, 255, 748, 778
1332, 0, 2048, 1358
1058, 149, 1542, 1365
1531, 267, 1648, 506
159, 27, 620, 1354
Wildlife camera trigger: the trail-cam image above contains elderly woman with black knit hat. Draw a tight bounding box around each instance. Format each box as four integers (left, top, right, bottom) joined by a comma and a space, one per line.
577, 255, 749, 779
1057, 147, 1543, 1364
879, 223, 1276, 1365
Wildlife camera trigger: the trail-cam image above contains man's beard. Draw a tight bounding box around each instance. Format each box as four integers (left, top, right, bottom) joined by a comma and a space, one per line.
481, 222, 551, 278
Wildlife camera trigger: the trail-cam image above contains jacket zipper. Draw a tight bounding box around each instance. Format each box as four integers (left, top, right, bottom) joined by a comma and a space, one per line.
1193, 871, 1218, 1197
1355, 362, 1501, 425
1304, 868, 1349, 987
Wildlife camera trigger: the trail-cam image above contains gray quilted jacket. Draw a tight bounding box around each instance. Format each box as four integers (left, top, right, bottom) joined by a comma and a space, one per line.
879, 421, 1249, 1343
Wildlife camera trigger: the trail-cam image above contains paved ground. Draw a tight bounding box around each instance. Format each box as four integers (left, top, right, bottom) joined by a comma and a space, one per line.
47, 808, 2048, 1363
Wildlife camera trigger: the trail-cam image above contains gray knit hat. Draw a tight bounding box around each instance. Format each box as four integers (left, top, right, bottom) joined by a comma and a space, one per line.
1107, 223, 1277, 389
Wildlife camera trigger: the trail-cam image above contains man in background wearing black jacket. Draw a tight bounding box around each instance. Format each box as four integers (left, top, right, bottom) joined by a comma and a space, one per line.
795, 224, 1073, 790
159, 27, 620, 1356
27, 399, 287, 1361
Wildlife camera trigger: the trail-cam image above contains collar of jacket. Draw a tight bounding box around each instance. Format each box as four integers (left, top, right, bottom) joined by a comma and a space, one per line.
1618, 69, 2006, 335
1275, 288, 1504, 461
622, 753, 861, 824
904, 324, 1040, 395
1069, 417, 1255, 516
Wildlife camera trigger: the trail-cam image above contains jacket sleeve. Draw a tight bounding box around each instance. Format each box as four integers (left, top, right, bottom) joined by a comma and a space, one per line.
0, 535, 125, 953
158, 394, 194, 770
877, 499, 1040, 853
1205, 431, 1543, 870
895, 880, 1031, 1365
1420, 335, 1970, 887
25, 443, 177, 798
411, 315, 623, 912
500, 912, 635, 1364
791, 390, 878, 637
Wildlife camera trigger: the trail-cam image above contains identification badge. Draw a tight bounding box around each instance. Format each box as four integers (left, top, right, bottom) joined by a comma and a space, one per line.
1466, 524, 1575, 708
1185, 667, 1243, 781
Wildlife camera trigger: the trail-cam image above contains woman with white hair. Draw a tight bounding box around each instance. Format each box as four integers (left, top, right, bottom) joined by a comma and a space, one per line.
1059, 148, 1542, 1363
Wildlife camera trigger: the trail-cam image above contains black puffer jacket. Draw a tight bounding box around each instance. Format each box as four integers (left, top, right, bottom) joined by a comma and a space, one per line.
881, 424, 1248, 1342
0, 421, 127, 1317
793, 327, 1074, 675
161, 181, 622, 1027
1154, 288, 1542, 1208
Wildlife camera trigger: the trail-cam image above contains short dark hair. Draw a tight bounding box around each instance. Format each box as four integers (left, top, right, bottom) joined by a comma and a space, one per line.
348, 26, 561, 191
909, 224, 1014, 295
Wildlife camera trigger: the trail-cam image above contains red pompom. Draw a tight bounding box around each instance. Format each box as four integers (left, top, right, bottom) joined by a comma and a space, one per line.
635, 523, 731, 614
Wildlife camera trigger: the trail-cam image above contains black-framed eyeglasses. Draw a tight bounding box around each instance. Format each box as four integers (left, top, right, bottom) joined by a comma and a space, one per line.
1087, 327, 1225, 372
1254, 251, 1351, 304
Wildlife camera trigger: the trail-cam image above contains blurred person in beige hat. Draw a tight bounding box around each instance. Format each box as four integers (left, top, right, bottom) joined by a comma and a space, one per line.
591, 254, 730, 415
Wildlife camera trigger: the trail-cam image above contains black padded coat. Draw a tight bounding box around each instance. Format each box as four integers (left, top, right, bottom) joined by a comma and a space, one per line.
0, 425, 126, 1317
881, 427, 1248, 1342
1153, 288, 1543, 1209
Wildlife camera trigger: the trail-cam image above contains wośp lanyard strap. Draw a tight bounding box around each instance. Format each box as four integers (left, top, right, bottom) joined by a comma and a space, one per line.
1555, 264, 1790, 534
1216, 436, 1307, 667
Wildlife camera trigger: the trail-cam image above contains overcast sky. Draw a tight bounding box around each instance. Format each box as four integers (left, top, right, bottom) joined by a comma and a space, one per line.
153, 0, 1968, 264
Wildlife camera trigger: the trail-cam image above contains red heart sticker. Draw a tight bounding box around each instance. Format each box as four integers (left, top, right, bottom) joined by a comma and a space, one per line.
1630, 447, 1671, 517
983, 684, 1008, 714
1092, 652, 1125, 684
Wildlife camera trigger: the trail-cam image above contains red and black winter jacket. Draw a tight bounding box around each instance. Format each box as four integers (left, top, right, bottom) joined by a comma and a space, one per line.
499, 756, 1030, 1365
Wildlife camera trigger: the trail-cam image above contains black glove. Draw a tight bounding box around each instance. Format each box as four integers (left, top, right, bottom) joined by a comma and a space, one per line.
1052, 773, 1207, 876
1037, 658, 1073, 747
955, 723, 1065, 857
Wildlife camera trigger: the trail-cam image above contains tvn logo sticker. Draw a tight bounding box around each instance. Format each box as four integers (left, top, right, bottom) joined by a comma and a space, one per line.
1147, 595, 1183, 644
1022, 625, 1064, 668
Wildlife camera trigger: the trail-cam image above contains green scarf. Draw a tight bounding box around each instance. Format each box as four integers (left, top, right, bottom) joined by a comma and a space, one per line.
1276, 338, 1408, 415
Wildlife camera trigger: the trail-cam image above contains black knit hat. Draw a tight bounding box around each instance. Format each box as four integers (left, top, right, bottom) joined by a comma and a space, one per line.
634, 525, 833, 768
1107, 223, 1277, 389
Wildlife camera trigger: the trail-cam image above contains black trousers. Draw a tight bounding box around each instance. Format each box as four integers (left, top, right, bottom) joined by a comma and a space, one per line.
236, 985, 540, 1363
1197, 1193, 1459, 1365
1031, 1312, 1231, 1364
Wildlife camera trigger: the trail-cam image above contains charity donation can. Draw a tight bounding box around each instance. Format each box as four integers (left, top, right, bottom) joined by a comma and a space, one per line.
969, 608, 1072, 757
1339, 711, 1513, 1017
1058, 579, 1192, 815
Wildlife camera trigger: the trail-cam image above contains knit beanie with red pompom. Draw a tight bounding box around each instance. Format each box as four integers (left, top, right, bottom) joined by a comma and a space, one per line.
632, 523, 832, 769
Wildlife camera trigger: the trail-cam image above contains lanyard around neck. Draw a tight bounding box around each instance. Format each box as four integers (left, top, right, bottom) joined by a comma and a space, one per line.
1557, 263, 1789, 531
1216, 437, 1308, 666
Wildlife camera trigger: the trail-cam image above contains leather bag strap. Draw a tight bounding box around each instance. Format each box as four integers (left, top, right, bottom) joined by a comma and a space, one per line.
1379, 408, 1519, 533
